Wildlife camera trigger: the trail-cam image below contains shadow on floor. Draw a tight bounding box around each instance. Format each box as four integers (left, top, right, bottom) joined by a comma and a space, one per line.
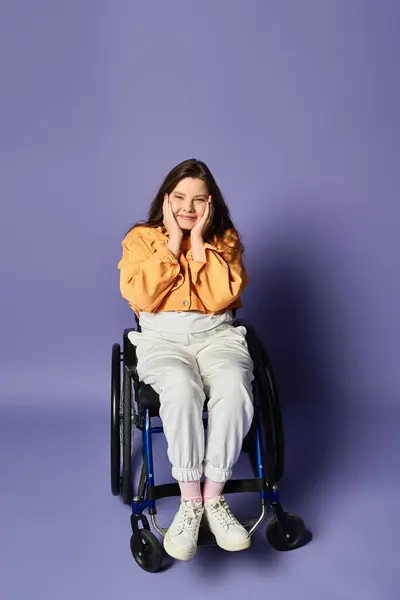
243, 242, 346, 518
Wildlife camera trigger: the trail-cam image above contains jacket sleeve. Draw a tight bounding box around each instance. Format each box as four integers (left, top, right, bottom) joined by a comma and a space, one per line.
187, 231, 248, 312
118, 233, 181, 312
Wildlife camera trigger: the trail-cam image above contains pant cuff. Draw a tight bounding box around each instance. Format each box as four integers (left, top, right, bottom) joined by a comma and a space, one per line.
203, 462, 232, 483
172, 465, 203, 482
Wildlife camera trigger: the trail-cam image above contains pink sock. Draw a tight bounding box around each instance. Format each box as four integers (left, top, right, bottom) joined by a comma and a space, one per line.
203, 477, 225, 501
179, 480, 202, 501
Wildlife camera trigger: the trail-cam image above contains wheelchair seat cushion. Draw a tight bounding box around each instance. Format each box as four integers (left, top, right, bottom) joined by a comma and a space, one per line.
137, 383, 161, 409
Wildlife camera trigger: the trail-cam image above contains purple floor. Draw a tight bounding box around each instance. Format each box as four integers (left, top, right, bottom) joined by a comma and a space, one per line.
1, 397, 398, 599
1, 0, 400, 598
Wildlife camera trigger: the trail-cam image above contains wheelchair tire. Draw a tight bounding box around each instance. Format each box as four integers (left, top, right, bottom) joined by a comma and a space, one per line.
266, 513, 312, 551
130, 529, 164, 573
255, 351, 285, 485
262, 353, 285, 483
121, 367, 133, 505
111, 343, 121, 496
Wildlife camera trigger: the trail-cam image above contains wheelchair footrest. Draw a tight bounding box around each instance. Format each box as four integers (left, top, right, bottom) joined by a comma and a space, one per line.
197, 526, 217, 547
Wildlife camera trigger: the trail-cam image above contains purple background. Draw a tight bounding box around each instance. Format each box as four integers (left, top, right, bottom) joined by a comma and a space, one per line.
1, 0, 399, 598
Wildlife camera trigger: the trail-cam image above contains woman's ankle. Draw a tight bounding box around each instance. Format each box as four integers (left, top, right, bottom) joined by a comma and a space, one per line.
178, 480, 202, 502
203, 477, 225, 501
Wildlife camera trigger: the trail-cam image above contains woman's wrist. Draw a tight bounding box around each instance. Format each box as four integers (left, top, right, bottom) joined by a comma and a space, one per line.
167, 234, 183, 258
190, 234, 206, 262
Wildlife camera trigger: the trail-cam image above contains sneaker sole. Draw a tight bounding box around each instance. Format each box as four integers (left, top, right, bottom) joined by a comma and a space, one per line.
163, 530, 197, 561
214, 535, 251, 552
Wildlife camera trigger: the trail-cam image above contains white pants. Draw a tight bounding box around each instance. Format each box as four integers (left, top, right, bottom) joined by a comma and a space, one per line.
128, 319, 254, 483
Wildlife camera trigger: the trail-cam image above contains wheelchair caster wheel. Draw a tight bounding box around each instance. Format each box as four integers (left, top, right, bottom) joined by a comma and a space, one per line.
130, 529, 164, 573
266, 513, 312, 551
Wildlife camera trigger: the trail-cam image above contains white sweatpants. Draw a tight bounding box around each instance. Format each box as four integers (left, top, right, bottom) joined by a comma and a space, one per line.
128, 318, 254, 483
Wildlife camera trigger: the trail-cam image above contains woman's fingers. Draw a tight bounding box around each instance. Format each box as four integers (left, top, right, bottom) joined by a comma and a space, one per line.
205, 196, 213, 224
163, 194, 168, 218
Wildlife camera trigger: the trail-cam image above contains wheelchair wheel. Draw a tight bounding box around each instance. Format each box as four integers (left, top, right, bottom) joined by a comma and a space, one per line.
254, 350, 285, 485
243, 324, 285, 484
266, 513, 312, 551
121, 367, 133, 505
130, 529, 164, 573
111, 343, 121, 496
262, 352, 285, 482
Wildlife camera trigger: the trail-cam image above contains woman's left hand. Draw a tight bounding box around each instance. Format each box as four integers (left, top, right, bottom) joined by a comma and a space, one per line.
190, 196, 213, 240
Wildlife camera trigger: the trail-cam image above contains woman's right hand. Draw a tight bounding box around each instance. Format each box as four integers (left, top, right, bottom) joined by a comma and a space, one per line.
163, 195, 183, 241
163, 195, 183, 257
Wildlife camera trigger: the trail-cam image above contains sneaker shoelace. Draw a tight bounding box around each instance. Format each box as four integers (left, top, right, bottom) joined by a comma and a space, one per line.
208, 498, 238, 527
176, 501, 203, 535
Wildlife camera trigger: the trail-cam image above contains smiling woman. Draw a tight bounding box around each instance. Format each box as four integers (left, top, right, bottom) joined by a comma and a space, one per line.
127, 158, 243, 252
170, 177, 209, 229
167, 177, 211, 234
117, 158, 254, 562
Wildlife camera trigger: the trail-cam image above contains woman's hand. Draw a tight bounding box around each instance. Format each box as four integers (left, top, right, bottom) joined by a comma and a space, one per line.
163, 195, 183, 240
190, 196, 213, 241
163, 195, 183, 257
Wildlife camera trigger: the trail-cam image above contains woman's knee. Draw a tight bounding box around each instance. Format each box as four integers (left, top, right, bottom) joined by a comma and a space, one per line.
208, 369, 254, 410
159, 369, 205, 406
215, 367, 253, 391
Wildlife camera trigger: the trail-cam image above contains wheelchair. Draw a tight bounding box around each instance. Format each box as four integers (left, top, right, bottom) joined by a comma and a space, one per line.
110, 314, 312, 572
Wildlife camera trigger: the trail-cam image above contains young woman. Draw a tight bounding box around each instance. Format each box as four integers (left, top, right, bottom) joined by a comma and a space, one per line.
118, 159, 254, 561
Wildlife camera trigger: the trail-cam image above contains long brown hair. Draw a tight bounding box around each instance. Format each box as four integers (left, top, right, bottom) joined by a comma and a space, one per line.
127, 158, 243, 251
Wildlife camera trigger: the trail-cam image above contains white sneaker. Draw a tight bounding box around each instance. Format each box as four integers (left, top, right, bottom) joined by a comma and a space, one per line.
203, 496, 251, 552
164, 499, 204, 561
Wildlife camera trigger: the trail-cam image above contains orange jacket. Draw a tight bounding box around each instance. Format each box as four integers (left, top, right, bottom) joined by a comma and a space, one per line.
118, 225, 248, 316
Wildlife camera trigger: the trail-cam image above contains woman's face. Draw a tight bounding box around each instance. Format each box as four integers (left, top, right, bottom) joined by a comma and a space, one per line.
168, 177, 209, 230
